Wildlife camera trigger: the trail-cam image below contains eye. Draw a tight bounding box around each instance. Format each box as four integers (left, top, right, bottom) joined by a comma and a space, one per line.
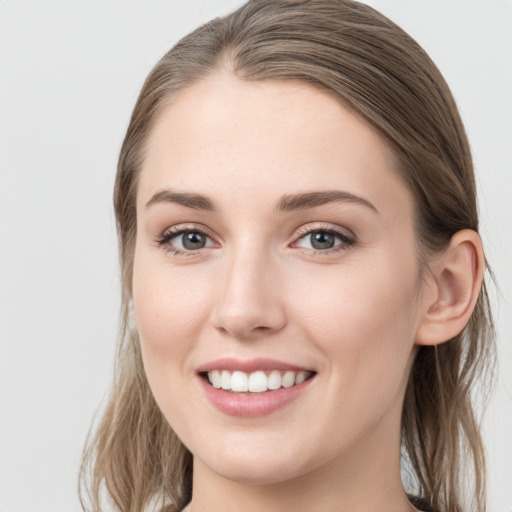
157, 227, 216, 254
294, 228, 355, 252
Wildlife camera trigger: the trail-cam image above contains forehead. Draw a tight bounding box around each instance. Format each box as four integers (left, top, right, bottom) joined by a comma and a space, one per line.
138, 74, 413, 217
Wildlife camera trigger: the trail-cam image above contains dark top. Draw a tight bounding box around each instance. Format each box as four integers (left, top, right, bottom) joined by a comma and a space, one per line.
409, 496, 440, 512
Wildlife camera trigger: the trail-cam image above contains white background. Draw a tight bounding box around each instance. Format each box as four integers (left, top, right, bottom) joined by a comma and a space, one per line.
0, 1, 510, 511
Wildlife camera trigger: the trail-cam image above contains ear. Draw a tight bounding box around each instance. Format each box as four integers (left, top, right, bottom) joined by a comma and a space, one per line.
415, 229, 485, 346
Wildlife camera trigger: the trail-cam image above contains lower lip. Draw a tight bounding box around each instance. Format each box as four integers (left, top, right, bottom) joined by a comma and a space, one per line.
198, 375, 315, 417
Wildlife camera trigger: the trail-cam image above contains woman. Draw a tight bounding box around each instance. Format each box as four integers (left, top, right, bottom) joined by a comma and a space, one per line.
79, 1, 496, 511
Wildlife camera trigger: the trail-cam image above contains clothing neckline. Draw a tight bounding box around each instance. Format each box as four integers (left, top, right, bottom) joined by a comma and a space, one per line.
181, 496, 438, 512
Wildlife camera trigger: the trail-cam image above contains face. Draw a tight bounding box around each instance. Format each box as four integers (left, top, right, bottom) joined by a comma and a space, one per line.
133, 75, 426, 486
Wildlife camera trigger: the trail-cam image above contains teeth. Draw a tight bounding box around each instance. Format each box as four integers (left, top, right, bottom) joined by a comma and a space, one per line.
282, 371, 295, 388
221, 370, 231, 390
210, 370, 221, 389
206, 369, 312, 393
231, 371, 249, 392
267, 370, 281, 390
295, 371, 308, 385
248, 371, 267, 392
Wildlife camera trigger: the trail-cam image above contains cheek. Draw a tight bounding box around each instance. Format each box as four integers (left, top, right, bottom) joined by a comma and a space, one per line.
299, 254, 418, 336
131, 254, 218, 430
294, 252, 420, 405
131, 252, 213, 376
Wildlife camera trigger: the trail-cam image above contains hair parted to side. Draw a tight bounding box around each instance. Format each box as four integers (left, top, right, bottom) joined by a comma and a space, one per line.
79, 1, 496, 512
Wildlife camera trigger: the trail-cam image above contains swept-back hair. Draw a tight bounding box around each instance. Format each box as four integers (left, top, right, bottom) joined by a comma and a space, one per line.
80, 2, 495, 511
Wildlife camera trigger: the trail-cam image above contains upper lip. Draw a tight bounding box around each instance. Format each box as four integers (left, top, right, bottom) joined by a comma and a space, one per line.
196, 357, 314, 374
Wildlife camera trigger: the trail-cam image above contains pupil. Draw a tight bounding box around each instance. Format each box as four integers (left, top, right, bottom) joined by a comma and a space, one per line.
183, 232, 206, 250
311, 231, 335, 250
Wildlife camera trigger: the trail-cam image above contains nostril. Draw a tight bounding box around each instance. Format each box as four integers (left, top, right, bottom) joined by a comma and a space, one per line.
215, 322, 276, 340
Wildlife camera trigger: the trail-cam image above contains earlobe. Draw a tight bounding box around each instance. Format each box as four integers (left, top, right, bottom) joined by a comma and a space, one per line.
415, 229, 484, 346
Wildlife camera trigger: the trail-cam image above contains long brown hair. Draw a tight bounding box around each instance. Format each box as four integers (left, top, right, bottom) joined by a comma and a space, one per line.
79, 1, 496, 511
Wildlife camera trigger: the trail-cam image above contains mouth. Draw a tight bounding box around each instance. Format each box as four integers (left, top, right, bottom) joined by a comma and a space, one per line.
196, 359, 317, 417
200, 369, 315, 393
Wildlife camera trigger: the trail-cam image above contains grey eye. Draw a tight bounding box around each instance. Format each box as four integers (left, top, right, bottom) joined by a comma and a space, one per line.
295, 229, 352, 252
309, 231, 336, 250
180, 231, 208, 250
158, 226, 217, 254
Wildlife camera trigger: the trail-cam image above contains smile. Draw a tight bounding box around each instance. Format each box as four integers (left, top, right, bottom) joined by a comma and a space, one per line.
197, 359, 317, 417
205, 369, 313, 393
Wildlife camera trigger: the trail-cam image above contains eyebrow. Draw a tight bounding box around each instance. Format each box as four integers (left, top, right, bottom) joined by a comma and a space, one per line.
145, 189, 219, 212
145, 188, 378, 214
276, 190, 379, 214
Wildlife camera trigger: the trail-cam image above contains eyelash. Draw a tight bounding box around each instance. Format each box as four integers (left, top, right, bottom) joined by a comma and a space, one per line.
155, 225, 215, 257
155, 224, 356, 257
293, 225, 356, 255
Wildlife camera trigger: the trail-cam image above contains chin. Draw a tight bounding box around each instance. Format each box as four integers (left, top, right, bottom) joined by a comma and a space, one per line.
201, 455, 306, 486
191, 433, 319, 486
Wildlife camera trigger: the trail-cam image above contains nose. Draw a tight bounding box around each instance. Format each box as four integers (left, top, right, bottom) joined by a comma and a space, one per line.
211, 246, 286, 340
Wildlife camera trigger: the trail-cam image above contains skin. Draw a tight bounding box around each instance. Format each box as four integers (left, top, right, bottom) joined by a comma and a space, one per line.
132, 74, 481, 512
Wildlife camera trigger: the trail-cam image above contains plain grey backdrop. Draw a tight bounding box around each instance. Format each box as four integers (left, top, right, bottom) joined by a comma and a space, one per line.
0, 1, 511, 511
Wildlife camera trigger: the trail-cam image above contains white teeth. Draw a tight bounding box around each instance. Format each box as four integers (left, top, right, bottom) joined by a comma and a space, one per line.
248, 371, 267, 392
206, 369, 312, 393
221, 370, 231, 390
295, 371, 308, 385
281, 371, 295, 388
231, 371, 249, 392
210, 370, 221, 389
267, 370, 282, 390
